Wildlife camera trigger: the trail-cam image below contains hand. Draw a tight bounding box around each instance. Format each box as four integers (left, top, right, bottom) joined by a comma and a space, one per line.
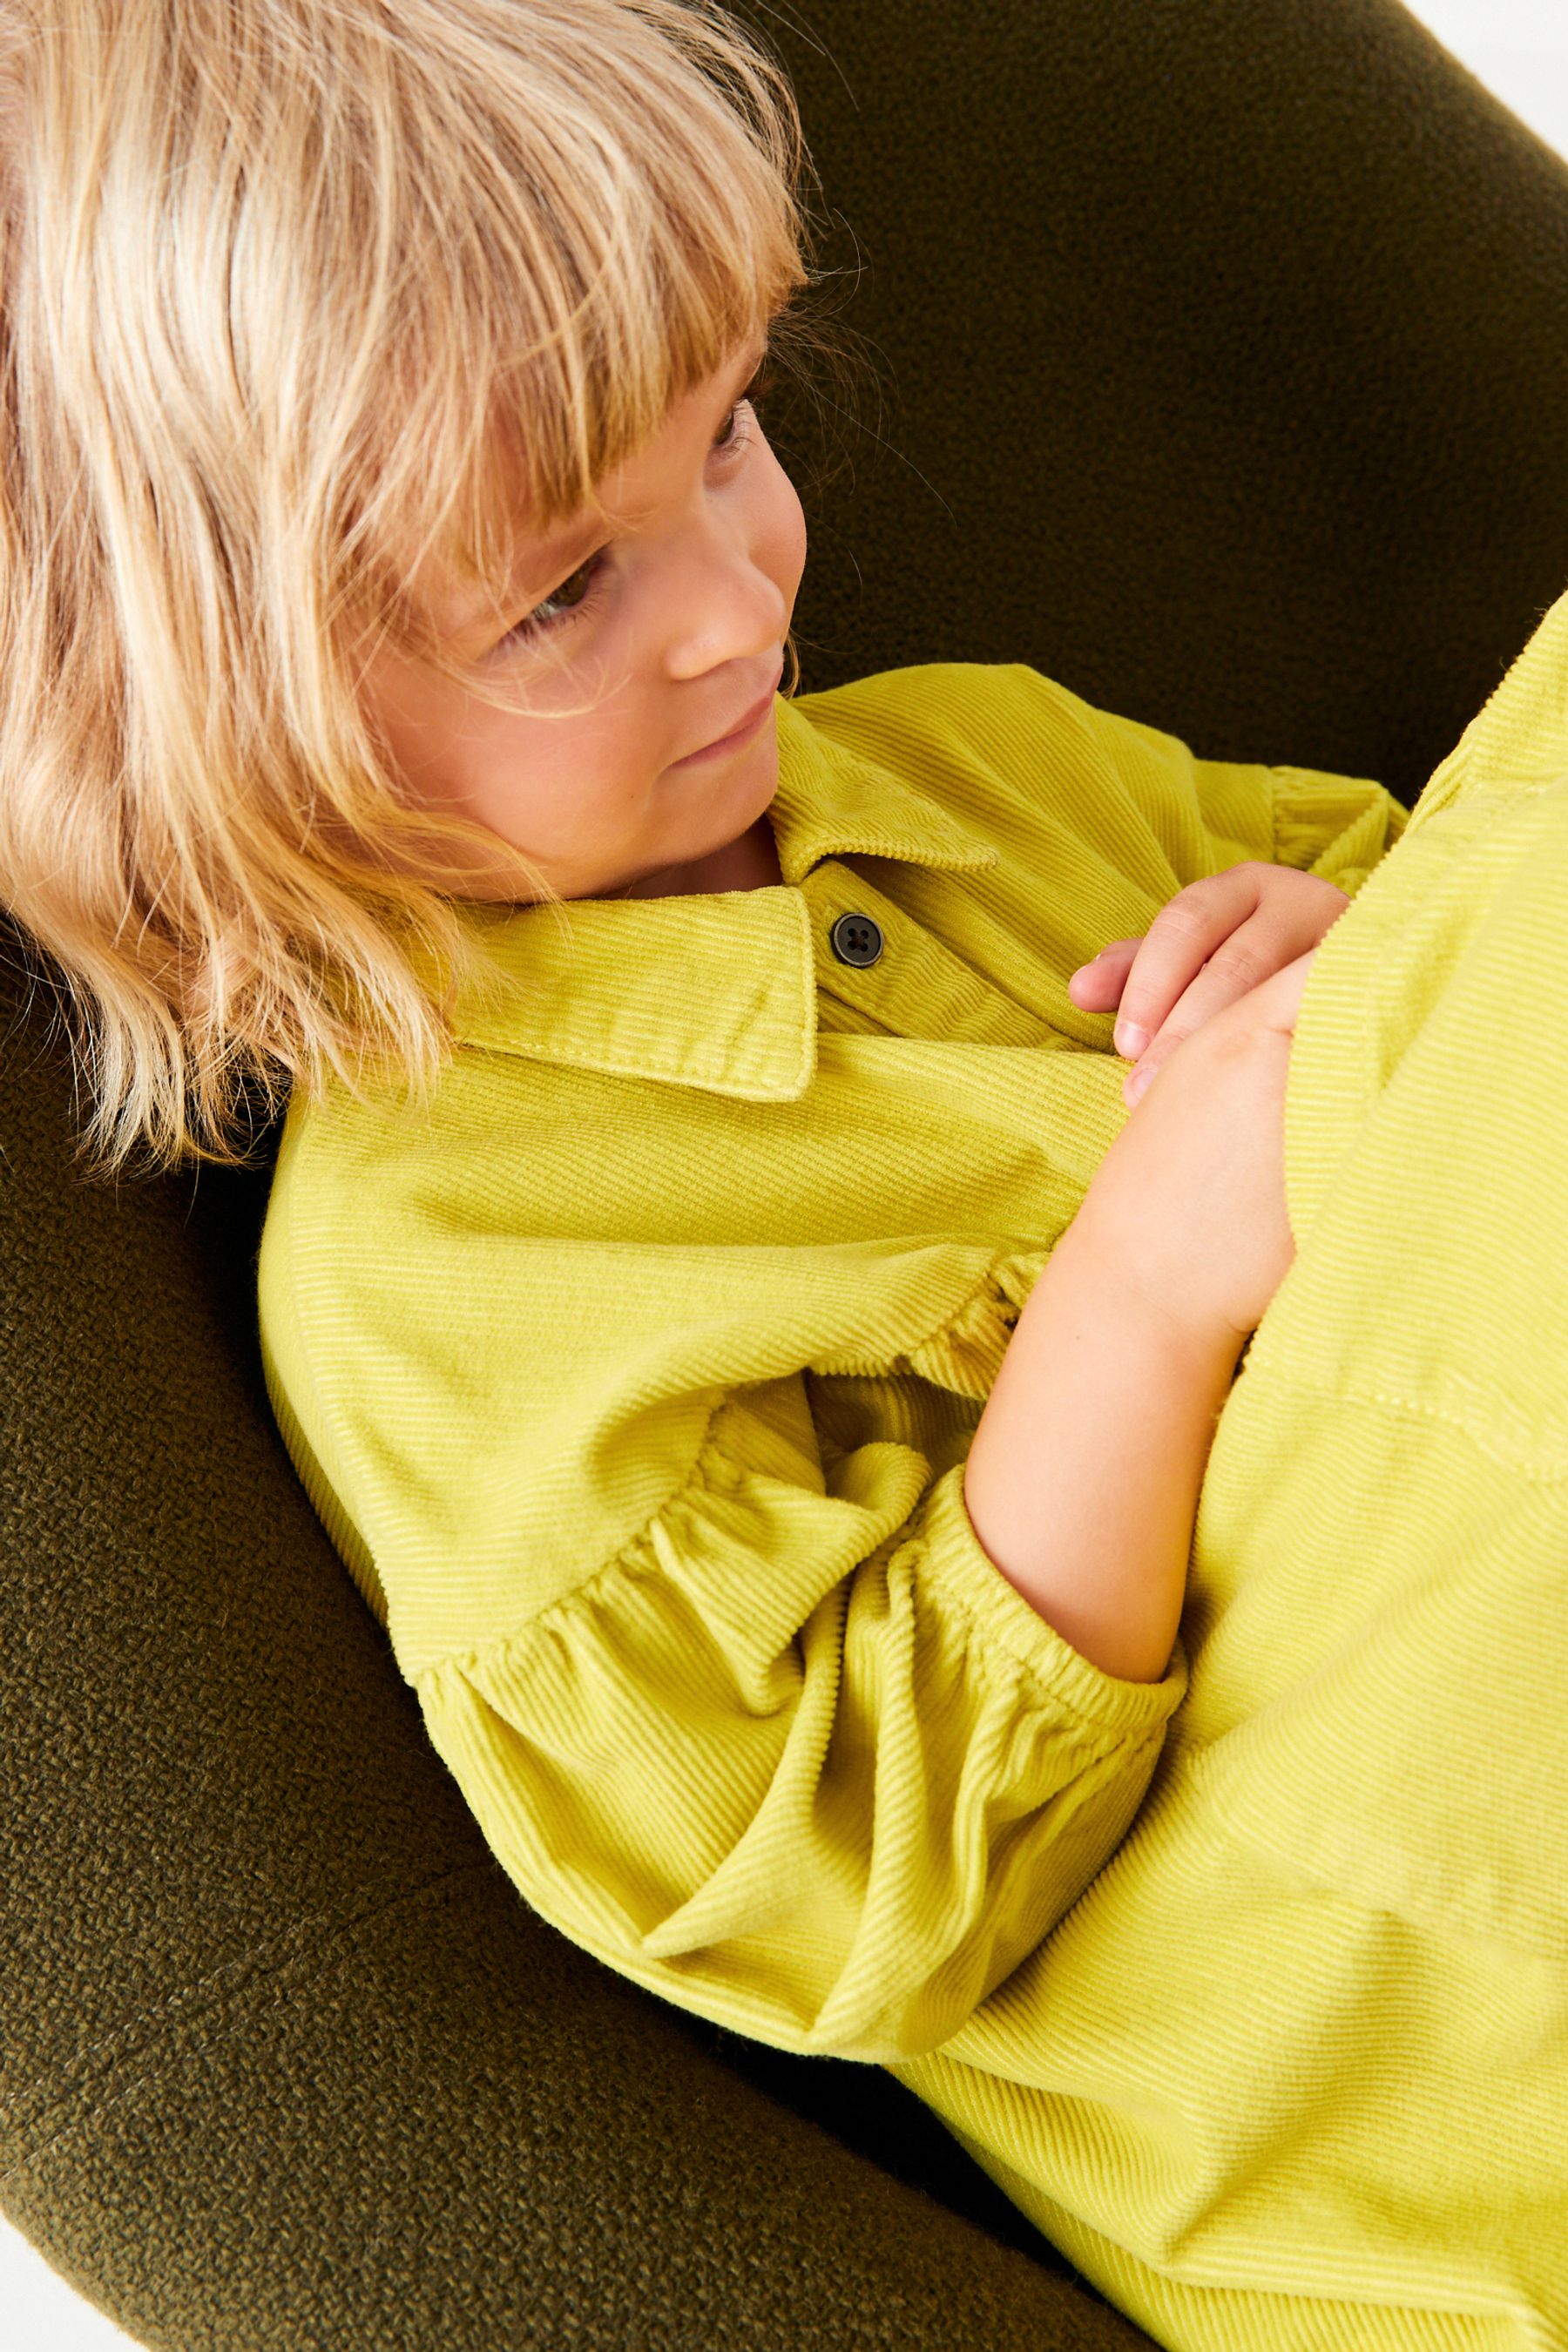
1066, 864, 1348, 1110
1065, 947, 1320, 1351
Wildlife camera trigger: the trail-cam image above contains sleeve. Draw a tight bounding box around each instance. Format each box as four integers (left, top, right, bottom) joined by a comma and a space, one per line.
414, 1379, 1188, 2067
989, 664, 1411, 902
260, 1134, 1190, 2070
1265, 760, 1411, 899
789, 660, 1409, 915
1196, 770, 1568, 1961
1059, 690, 1410, 902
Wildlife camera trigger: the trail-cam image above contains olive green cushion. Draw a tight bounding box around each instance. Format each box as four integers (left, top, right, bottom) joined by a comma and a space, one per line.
774, 0, 1568, 804
6, 1, 1568, 2344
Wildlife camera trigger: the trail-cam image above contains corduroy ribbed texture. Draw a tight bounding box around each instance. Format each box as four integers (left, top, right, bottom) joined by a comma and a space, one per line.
888, 601, 1568, 2342
10, 0, 1568, 2344
260, 661, 1433, 2346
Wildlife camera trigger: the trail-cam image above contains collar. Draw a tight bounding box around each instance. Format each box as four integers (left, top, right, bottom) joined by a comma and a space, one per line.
411, 691, 1000, 1101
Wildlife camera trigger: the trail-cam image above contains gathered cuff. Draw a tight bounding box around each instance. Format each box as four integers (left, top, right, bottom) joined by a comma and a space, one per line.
1269, 764, 1409, 891
688, 1407, 1188, 1738
904, 1458, 1191, 1736
414, 1420, 1187, 2063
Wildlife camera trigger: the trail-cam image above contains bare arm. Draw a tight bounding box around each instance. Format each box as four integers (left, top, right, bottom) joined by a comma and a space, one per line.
963, 1224, 1243, 1684
963, 947, 1318, 1685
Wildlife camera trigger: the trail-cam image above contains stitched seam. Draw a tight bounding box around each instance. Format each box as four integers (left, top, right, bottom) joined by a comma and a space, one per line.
811, 1246, 1038, 1382
1236, 1355, 1568, 1484
413, 1392, 736, 1678
416, 1389, 1159, 1746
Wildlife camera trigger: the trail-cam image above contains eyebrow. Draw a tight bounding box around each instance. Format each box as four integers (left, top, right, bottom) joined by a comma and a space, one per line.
440, 339, 768, 642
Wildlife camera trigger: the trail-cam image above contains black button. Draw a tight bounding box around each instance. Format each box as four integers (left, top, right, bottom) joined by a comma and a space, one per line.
829, 911, 884, 968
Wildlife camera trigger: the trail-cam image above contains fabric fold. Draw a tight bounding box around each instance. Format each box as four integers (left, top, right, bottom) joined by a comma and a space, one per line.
415, 1419, 1186, 2065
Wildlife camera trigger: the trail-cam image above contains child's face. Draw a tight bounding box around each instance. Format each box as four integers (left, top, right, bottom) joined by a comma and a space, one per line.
355, 340, 804, 902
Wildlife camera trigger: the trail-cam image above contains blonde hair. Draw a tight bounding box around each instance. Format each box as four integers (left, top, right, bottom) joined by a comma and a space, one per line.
0, 0, 871, 1180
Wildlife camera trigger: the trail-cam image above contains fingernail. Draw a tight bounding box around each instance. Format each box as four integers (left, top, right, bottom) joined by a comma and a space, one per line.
1126, 1065, 1152, 1106
1115, 1021, 1149, 1059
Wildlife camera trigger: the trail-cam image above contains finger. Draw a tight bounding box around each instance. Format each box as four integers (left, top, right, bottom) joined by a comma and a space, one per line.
1125, 943, 1321, 1107
1112, 868, 1267, 1058
1065, 939, 1141, 1007
1124, 1049, 1167, 1109
1123, 924, 1279, 1066
1238, 943, 1321, 1035
1119, 922, 1283, 1089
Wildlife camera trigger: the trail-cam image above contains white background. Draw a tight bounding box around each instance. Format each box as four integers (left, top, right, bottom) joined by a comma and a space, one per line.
7, 3, 1568, 2347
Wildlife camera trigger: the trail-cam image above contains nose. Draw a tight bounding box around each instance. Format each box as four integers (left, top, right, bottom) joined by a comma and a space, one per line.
663, 505, 791, 681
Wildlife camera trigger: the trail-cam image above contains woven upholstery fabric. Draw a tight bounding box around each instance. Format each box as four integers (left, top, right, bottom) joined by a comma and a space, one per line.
5, 2, 1568, 2345
769, 0, 1568, 804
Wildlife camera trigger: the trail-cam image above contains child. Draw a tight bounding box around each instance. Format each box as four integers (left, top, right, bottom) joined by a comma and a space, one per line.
3, 3, 1562, 2347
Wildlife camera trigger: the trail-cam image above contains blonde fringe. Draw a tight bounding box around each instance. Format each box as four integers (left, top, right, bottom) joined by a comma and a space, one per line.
0, 0, 877, 1181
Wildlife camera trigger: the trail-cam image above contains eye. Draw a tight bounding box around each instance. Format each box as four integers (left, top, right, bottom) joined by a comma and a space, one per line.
712, 354, 776, 454
531, 554, 598, 620
489, 354, 777, 660
492, 549, 606, 655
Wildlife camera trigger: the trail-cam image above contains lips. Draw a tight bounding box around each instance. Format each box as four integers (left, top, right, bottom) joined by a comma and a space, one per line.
679, 659, 783, 762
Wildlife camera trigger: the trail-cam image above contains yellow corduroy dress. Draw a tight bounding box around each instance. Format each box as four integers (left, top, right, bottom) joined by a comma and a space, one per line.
259, 639, 1567, 2351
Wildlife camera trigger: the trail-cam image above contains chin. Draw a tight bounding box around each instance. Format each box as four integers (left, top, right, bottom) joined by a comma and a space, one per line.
738, 747, 781, 833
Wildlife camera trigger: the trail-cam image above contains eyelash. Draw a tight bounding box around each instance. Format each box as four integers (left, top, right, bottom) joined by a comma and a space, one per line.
495, 357, 775, 656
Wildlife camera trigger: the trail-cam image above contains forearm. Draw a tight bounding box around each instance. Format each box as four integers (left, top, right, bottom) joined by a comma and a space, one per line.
962, 1224, 1244, 1683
